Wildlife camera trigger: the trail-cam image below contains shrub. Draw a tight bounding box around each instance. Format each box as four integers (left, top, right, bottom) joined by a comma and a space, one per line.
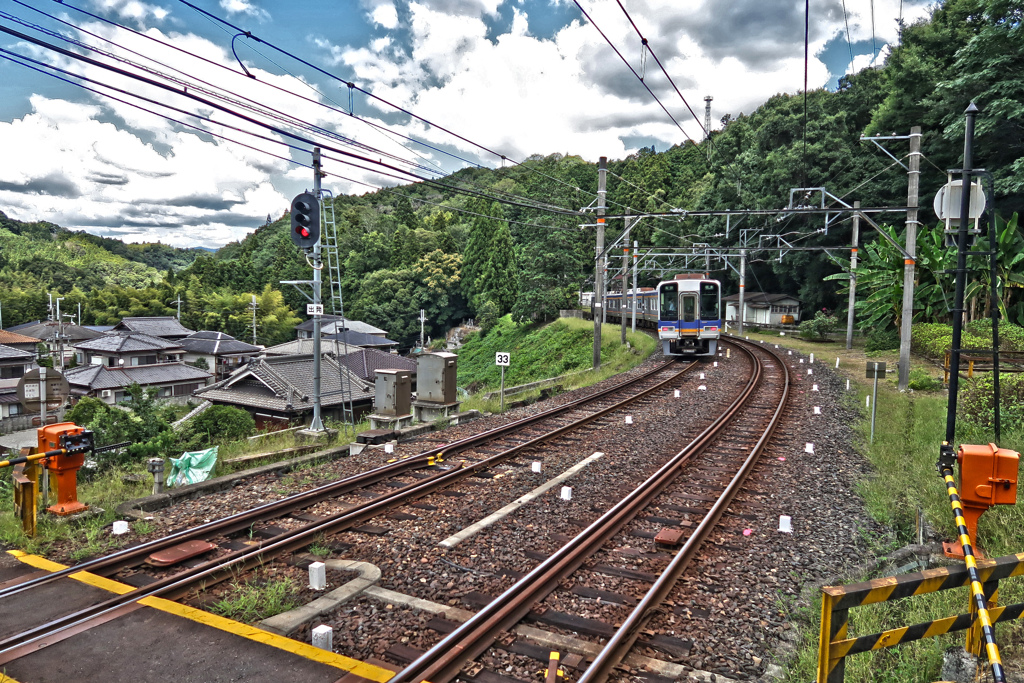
181, 405, 256, 449
477, 300, 500, 336
907, 368, 943, 392
910, 323, 988, 359
958, 374, 1024, 431
965, 319, 1024, 352
865, 328, 900, 352
65, 396, 109, 428
799, 311, 839, 341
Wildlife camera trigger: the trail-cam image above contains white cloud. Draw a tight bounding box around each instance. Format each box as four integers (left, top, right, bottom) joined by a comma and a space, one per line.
89, 0, 169, 26
219, 0, 271, 21
370, 3, 400, 29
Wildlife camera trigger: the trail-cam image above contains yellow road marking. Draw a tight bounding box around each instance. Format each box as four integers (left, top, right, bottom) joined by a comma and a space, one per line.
7, 552, 393, 681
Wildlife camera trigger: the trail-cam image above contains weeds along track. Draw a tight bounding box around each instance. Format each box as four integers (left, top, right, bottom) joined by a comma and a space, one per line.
0, 352, 731, 659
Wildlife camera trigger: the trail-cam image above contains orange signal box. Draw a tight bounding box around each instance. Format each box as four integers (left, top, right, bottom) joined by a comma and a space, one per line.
38, 422, 90, 517
945, 443, 1019, 558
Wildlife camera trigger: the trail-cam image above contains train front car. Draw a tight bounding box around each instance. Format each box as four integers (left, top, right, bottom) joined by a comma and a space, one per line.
656, 275, 721, 357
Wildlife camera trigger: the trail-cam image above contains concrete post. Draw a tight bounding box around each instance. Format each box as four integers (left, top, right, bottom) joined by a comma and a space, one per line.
847, 202, 860, 350
898, 127, 922, 390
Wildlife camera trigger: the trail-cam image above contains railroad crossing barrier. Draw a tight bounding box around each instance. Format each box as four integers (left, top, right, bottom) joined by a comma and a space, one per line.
817, 551, 1024, 681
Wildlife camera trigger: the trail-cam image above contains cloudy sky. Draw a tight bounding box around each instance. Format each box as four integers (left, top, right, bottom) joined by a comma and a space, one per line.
0, 0, 930, 249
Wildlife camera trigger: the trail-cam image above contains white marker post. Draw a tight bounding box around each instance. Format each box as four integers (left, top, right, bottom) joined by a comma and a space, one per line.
496, 351, 511, 413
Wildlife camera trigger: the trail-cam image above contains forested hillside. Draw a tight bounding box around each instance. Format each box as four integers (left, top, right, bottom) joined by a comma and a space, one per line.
1, 0, 1020, 348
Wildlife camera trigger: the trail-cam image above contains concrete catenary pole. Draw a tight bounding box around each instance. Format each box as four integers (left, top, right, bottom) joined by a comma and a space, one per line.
593, 157, 607, 370
737, 249, 746, 335
847, 201, 860, 350
898, 127, 923, 390
631, 240, 639, 333
310, 147, 325, 431
621, 211, 631, 346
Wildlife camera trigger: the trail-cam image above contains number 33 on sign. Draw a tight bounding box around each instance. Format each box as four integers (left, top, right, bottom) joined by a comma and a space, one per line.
495, 352, 511, 367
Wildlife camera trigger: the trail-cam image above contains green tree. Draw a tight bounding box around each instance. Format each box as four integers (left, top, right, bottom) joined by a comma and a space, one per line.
476, 217, 518, 314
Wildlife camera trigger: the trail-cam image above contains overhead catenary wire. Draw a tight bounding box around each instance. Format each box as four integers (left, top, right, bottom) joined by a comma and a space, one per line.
172, 0, 603, 204
571, 0, 698, 144
611, 0, 706, 137
0, 22, 585, 218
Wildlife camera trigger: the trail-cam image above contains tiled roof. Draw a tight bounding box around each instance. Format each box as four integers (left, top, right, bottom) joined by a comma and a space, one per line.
73, 331, 184, 353
195, 354, 373, 412
112, 317, 195, 338
0, 343, 33, 362
65, 362, 212, 391
181, 331, 262, 356
263, 339, 360, 356
294, 316, 387, 336
0, 329, 41, 346
323, 330, 399, 348
8, 321, 102, 343
336, 347, 416, 382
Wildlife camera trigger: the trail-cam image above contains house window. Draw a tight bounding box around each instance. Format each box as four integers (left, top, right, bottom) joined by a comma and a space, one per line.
9, 403, 22, 416
131, 357, 140, 366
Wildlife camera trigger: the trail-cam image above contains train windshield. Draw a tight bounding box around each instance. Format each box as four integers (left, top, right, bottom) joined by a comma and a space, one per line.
659, 284, 678, 319
700, 282, 719, 320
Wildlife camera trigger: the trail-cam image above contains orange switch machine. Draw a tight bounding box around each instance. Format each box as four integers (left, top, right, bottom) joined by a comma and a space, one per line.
37, 422, 92, 516
944, 443, 1019, 558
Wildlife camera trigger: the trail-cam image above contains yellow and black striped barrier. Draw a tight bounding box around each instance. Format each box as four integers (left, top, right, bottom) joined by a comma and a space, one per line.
817, 551, 1024, 681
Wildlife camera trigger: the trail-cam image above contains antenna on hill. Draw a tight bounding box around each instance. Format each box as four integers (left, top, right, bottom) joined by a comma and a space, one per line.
704, 96, 713, 160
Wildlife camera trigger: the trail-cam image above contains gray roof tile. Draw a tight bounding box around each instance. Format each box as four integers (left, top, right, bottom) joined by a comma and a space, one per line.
65, 362, 212, 391
73, 331, 184, 353
112, 317, 195, 338
181, 331, 262, 356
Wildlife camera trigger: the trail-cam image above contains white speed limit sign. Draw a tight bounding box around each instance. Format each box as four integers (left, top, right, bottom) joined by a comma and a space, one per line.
495, 352, 511, 367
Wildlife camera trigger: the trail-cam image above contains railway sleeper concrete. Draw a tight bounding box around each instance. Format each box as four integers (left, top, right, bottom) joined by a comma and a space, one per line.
261, 557, 738, 682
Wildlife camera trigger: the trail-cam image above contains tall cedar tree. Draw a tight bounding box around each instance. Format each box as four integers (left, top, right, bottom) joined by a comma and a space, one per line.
476, 210, 518, 314
461, 199, 497, 306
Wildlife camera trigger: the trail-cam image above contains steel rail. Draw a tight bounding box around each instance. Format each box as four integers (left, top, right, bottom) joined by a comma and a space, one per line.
0, 360, 695, 656
579, 337, 790, 683
387, 340, 766, 683
0, 358, 682, 600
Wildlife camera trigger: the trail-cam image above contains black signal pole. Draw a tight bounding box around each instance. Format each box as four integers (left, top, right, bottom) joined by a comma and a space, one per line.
944, 103, 979, 447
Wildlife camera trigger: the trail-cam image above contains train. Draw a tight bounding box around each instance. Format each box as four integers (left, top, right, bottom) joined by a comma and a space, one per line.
595, 274, 721, 357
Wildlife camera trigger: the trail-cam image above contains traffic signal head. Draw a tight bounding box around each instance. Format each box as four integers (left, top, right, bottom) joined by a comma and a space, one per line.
290, 192, 321, 249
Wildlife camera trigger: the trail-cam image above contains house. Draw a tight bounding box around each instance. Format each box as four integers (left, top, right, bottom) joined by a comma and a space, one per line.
722, 292, 803, 326
64, 363, 212, 405
194, 354, 374, 430
322, 330, 399, 351
0, 343, 35, 379
294, 315, 388, 339
8, 320, 102, 367
72, 331, 185, 368
112, 316, 194, 341
180, 331, 262, 381
336, 347, 417, 384
0, 329, 43, 355
0, 344, 36, 431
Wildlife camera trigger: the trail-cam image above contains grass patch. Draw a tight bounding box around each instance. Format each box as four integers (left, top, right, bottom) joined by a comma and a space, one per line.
209, 576, 301, 623
738, 328, 1024, 681
456, 315, 655, 392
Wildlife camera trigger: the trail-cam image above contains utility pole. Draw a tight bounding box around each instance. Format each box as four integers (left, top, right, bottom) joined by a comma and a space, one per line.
593, 157, 607, 370
847, 202, 860, 350
248, 294, 259, 345
621, 211, 631, 346
898, 127, 922, 390
738, 249, 746, 335
704, 95, 713, 160
55, 296, 64, 371
631, 240, 638, 333
419, 309, 427, 349
310, 147, 325, 432
172, 295, 184, 322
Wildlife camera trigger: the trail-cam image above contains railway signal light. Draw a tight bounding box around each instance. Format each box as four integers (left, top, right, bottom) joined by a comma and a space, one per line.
290, 192, 320, 249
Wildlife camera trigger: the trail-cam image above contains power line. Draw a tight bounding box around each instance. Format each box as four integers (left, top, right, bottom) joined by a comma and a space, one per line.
611, 0, 706, 137
841, 0, 855, 71
802, 0, 810, 188
172, 0, 600, 203
571, 0, 698, 144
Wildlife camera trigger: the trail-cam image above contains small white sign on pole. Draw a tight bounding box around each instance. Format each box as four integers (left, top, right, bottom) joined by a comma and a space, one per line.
495, 352, 511, 367
307, 303, 324, 316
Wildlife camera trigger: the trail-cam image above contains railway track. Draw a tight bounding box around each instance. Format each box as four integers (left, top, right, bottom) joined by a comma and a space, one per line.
0, 354, 705, 661
385, 335, 789, 683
